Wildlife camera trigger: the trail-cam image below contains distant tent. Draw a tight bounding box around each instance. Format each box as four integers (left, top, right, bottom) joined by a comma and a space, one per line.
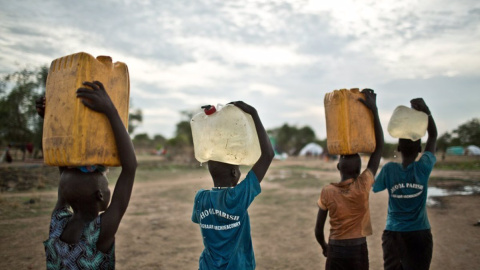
299, 143, 323, 156
446, 146, 465, 156
466, 145, 480, 156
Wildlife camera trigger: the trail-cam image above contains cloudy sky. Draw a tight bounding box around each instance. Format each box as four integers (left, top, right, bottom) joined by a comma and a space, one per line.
1, 0, 479, 142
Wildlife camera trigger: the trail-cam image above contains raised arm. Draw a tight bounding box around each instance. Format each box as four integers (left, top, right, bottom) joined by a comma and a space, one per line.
358, 89, 384, 176
76, 81, 137, 250
411, 98, 437, 154
231, 101, 274, 182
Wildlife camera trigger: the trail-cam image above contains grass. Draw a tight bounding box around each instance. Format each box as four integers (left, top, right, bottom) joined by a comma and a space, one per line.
429, 177, 480, 186
434, 160, 480, 170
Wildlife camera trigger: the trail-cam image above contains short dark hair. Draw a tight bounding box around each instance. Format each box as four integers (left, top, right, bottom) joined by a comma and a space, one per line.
59, 168, 108, 210
398, 138, 422, 155
338, 154, 361, 175
208, 160, 240, 178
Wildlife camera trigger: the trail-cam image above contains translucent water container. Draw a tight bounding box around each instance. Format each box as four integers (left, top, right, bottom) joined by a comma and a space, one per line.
387, 105, 428, 141
324, 88, 376, 155
43, 52, 130, 166
190, 104, 261, 165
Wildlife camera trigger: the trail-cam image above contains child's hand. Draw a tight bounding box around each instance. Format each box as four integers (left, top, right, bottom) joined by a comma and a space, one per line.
229, 101, 257, 115
321, 246, 328, 257
76, 81, 115, 114
36, 96, 45, 118
358, 88, 377, 111
410, 98, 431, 115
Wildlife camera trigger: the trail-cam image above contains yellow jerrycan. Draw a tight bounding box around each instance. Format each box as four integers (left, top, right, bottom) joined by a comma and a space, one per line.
43, 52, 130, 166
190, 104, 261, 165
324, 88, 375, 155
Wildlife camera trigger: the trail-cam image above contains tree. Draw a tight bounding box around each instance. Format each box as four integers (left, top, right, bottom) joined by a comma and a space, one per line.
435, 118, 480, 153
0, 66, 47, 152
382, 143, 398, 158
153, 134, 166, 151
131, 133, 167, 152
163, 110, 197, 163
453, 118, 480, 146
132, 133, 151, 149
268, 123, 317, 155
437, 132, 453, 152
419, 118, 480, 158
166, 110, 194, 148
128, 108, 143, 134
133, 133, 150, 141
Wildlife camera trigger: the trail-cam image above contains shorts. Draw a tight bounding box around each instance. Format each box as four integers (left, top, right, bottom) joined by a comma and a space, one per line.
325, 241, 368, 270
382, 229, 433, 270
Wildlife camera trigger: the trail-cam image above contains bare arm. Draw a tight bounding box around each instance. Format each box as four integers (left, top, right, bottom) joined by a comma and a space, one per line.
411, 98, 437, 154
314, 208, 328, 257
359, 89, 384, 176
76, 81, 137, 252
231, 101, 274, 182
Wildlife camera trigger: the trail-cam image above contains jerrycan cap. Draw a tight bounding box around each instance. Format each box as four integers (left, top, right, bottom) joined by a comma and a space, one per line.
201, 105, 217, 115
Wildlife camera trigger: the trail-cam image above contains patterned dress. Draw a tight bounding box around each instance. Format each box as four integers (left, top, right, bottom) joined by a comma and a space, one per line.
44, 207, 115, 270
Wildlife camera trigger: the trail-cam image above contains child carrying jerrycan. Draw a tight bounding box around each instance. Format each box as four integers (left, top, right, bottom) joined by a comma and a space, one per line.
190, 101, 274, 270
316, 88, 384, 270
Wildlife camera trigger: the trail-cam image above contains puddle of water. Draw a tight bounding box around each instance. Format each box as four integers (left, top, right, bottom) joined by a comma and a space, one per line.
427, 185, 480, 207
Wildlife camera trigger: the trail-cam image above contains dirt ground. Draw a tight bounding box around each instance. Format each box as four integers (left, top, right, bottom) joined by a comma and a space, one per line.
0, 157, 479, 269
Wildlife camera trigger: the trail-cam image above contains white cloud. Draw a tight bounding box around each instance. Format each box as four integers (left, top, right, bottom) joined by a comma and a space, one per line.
1, 0, 479, 140
300, 0, 480, 80
245, 83, 284, 96
173, 36, 315, 67
131, 58, 235, 90
281, 104, 324, 119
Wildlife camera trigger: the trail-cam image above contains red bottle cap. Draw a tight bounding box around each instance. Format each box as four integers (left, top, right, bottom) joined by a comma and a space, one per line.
202, 105, 216, 115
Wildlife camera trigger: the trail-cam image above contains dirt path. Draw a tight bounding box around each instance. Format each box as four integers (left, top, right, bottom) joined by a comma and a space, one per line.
0, 158, 479, 269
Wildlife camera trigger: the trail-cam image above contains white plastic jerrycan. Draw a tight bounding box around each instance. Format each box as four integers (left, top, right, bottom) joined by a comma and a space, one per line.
190, 104, 261, 165
387, 105, 428, 141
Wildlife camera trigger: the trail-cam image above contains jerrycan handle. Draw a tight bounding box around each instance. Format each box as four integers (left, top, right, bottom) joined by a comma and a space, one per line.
201, 105, 217, 115
96, 56, 113, 68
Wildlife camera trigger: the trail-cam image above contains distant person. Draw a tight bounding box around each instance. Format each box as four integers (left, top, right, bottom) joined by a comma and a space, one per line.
372, 98, 437, 270
315, 89, 384, 270
4, 144, 13, 163
26, 142, 34, 159
20, 142, 26, 161
39, 81, 137, 269
35, 97, 45, 159
191, 101, 274, 270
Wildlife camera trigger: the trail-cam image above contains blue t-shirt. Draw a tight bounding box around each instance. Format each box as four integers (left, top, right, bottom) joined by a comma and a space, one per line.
192, 170, 261, 270
373, 151, 436, 232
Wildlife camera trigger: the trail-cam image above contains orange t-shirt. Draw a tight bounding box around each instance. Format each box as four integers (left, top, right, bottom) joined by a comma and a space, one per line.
318, 169, 374, 240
